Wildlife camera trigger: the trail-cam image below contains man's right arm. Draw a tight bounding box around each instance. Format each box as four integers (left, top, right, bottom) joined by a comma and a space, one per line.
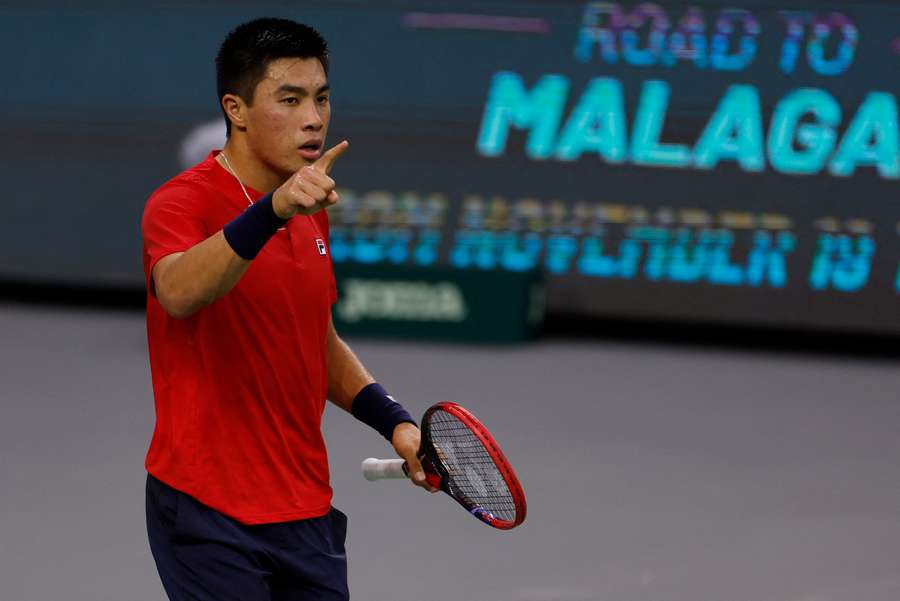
151, 141, 349, 319
152, 231, 250, 319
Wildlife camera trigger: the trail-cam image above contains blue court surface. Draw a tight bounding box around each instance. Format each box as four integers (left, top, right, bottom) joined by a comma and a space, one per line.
2, 303, 899, 601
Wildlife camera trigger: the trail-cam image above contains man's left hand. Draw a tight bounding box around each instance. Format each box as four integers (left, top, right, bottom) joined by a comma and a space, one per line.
391, 423, 439, 493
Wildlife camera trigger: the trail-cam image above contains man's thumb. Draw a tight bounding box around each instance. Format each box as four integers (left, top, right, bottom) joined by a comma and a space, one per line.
406, 456, 426, 482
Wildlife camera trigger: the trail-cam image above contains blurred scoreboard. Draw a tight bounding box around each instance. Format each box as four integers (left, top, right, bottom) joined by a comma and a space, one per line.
1, 0, 898, 333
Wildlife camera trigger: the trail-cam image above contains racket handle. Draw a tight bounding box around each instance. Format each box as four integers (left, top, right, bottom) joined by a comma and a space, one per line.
362, 458, 408, 481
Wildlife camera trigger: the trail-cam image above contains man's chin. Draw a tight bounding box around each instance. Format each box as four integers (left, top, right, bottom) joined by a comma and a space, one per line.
288, 155, 315, 171
275, 157, 312, 180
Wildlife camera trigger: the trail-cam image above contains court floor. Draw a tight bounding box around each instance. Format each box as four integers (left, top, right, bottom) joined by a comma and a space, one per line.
2, 302, 899, 601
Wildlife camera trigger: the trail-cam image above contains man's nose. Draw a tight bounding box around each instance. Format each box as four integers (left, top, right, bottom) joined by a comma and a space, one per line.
302, 101, 324, 130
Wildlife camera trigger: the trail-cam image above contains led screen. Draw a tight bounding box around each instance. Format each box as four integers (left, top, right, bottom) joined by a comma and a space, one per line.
1, 1, 897, 332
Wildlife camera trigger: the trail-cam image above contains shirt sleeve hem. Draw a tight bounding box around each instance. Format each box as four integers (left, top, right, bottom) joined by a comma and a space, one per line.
146, 247, 192, 299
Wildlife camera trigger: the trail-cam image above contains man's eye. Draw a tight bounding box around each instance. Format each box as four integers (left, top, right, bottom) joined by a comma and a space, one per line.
282, 97, 298, 105
317, 96, 329, 104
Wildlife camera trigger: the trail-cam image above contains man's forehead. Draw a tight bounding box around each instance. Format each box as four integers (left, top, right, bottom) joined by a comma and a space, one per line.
262, 57, 326, 88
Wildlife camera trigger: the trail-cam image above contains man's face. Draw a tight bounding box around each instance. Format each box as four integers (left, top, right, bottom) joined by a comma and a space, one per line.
243, 57, 330, 178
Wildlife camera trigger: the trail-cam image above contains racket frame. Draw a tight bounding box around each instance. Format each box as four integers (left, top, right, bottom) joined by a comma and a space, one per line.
421, 402, 527, 530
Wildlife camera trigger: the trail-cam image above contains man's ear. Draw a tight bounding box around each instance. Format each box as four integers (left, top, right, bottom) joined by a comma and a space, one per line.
221, 94, 247, 133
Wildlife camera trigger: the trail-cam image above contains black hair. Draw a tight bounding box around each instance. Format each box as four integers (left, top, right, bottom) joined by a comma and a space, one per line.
215, 18, 329, 137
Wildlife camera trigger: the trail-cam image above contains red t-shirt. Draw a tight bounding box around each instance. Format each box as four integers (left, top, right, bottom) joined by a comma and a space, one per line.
141, 150, 337, 525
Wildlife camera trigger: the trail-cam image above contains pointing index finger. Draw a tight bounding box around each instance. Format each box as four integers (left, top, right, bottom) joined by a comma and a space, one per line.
313, 140, 349, 174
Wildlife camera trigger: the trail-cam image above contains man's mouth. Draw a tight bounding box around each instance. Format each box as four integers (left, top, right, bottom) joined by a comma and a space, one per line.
298, 140, 322, 160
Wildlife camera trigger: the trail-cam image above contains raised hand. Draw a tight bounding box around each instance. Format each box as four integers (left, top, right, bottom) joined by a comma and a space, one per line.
272, 140, 349, 219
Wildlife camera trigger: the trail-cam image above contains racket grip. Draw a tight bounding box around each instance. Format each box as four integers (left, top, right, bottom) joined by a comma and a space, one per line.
362, 458, 408, 481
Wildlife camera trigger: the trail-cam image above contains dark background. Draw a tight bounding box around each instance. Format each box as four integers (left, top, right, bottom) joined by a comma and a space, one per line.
0, 0, 897, 334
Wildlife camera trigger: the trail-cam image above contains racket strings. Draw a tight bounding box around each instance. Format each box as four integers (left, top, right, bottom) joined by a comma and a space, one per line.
426, 410, 517, 521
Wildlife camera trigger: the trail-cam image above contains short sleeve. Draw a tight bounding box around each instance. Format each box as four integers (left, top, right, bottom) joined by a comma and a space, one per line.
141, 184, 209, 297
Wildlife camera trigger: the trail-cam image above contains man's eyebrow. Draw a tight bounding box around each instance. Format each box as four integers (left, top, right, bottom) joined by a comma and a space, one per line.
273, 84, 330, 96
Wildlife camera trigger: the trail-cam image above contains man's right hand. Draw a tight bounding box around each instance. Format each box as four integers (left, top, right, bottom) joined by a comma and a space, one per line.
272, 140, 349, 219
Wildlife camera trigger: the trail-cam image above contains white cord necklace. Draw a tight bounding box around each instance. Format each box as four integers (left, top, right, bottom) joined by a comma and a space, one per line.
219, 150, 286, 230
219, 150, 254, 207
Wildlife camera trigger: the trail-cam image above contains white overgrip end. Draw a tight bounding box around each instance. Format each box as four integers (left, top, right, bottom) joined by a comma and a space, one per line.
362, 458, 408, 481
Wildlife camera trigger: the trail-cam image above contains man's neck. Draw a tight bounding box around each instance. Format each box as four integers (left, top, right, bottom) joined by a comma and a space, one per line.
217, 137, 287, 194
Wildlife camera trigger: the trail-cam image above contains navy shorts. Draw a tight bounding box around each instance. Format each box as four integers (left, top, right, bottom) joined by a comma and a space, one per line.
146, 473, 349, 601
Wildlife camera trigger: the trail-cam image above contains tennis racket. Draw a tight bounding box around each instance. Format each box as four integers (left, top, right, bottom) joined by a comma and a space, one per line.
361, 402, 526, 530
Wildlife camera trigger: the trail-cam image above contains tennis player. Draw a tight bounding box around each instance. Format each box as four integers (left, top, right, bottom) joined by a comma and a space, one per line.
141, 18, 435, 601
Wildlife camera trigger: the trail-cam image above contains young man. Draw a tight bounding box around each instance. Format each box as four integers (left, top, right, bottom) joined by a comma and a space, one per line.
141, 18, 435, 601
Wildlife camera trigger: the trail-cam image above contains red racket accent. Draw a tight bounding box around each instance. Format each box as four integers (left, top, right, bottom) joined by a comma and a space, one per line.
419, 456, 443, 490
423, 402, 527, 530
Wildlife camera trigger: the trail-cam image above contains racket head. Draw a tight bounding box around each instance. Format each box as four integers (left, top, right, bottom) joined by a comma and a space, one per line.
420, 402, 526, 530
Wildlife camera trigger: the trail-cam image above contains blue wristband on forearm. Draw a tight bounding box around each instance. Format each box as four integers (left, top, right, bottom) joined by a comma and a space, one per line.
351, 383, 416, 441
223, 192, 288, 260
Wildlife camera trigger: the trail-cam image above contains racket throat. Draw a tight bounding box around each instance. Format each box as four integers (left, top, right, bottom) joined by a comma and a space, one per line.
420, 456, 444, 490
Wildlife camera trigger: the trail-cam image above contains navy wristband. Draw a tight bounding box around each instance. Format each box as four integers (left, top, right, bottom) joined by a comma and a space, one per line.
351, 383, 416, 441
223, 192, 288, 260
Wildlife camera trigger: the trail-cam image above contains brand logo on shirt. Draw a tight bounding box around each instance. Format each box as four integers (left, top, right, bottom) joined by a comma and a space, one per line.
315, 238, 327, 256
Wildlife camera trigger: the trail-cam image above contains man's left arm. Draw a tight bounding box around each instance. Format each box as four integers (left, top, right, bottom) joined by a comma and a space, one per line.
325, 316, 438, 493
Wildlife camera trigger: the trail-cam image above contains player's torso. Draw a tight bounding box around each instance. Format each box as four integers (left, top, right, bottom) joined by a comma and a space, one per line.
198, 184, 336, 325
